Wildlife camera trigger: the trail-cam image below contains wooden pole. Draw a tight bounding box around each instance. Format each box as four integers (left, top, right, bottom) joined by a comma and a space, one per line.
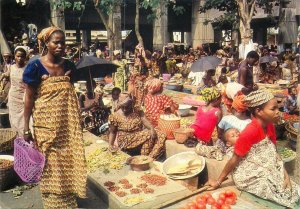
152, 186, 209, 209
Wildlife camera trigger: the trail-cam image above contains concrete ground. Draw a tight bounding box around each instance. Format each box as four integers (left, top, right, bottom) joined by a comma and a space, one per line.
0, 184, 108, 209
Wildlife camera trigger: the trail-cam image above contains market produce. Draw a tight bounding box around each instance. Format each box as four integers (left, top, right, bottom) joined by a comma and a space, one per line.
141, 174, 167, 186
160, 114, 180, 121
278, 148, 295, 159
86, 147, 127, 172
119, 179, 129, 184
124, 196, 144, 205
122, 184, 133, 189
142, 187, 154, 194
136, 183, 148, 188
115, 191, 127, 197
104, 181, 115, 187
108, 186, 120, 192
130, 188, 141, 194
166, 159, 202, 176
182, 190, 237, 209
180, 118, 193, 127
0, 159, 13, 169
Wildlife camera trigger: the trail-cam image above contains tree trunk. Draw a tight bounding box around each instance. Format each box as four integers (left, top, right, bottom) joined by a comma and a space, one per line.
239, 19, 251, 45
135, 0, 144, 47
112, 3, 122, 50
49, 0, 65, 30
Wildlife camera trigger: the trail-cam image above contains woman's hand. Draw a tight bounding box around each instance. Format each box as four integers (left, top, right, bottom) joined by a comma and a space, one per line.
109, 144, 118, 153
205, 179, 221, 190
150, 128, 157, 139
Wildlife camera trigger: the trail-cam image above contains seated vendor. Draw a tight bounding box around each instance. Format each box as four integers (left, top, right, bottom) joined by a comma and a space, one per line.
284, 86, 298, 115
191, 87, 222, 145
108, 93, 166, 159
198, 69, 217, 90
207, 89, 300, 208
111, 87, 121, 112
144, 78, 179, 127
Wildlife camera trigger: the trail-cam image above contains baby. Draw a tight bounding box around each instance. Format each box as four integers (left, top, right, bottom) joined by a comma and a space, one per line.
223, 128, 239, 157
195, 128, 239, 160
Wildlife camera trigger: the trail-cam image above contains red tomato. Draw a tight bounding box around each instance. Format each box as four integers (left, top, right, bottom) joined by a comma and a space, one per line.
202, 193, 212, 200
218, 193, 226, 201
195, 198, 206, 206
225, 197, 236, 205
216, 198, 225, 206
196, 202, 206, 209
211, 204, 220, 209
207, 197, 216, 205
195, 195, 206, 204
225, 190, 235, 197
221, 204, 231, 209
186, 202, 197, 209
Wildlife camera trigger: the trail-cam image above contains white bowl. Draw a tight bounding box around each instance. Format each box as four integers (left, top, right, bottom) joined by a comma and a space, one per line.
178, 104, 192, 117
163, 151, 205, 180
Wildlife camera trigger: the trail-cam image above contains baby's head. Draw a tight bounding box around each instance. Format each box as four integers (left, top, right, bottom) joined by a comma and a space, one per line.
224, 128, 240, 147
112, 87, 121, 101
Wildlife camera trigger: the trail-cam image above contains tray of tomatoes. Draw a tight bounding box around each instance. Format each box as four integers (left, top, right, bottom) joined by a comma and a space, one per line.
180, 190, 237, 209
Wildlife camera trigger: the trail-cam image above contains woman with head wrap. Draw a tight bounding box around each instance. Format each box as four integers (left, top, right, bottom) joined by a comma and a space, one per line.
108, 92, 166, 159
207, 89, 299, 208
113, 50, 127, 91
217, 93, 251, 144
23, 27, 86, 208
144, 78, 179, 127
1, 47, 28, 135
190, 87, 222, 144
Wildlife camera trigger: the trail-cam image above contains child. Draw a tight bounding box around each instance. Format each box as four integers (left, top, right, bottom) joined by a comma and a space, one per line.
284, 86, 298, 114
191, 87, 222, 145
111, 87, 121, 112
223, 128, 239, 157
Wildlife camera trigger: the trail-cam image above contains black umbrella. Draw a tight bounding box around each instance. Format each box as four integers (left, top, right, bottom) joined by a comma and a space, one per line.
190, 56, 222, 72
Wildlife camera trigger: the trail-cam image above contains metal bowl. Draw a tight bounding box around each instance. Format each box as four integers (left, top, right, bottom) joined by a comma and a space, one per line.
163, 151, 205, 180
178, 104, 192, 117
126, 155, 153, 171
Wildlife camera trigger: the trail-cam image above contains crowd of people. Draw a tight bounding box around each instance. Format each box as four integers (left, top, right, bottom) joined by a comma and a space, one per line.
1, 25, 300, 208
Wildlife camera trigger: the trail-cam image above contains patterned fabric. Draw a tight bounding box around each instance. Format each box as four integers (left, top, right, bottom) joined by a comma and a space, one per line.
144, 94, 178, 127
118, 92, 133, 107
244, 89, 274, 107
128, 74, 148, 107
195, 143, 223, 161
38, 27, 63, 51
41, 193, 77, 209
145, 78, 162, 94
232, 94, 247, 113
109, 111, 166, 159
33, 76, 87, 199
113, 60, 126, 91
199, 87, 220, 103
233, 137, 299, 208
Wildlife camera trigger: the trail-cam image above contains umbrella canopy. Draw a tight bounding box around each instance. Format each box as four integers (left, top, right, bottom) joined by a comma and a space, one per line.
190, 56, 222, 72
74, 56, 119, 80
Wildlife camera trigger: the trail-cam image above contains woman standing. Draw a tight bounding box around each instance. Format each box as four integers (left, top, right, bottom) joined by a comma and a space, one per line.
207, 90, 299, 208
23, 27, 86, 208
4, 47, 28, 135
144, 78, 178, 127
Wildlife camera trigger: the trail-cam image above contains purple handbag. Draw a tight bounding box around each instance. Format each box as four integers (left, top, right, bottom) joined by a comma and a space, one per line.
13, 137, 45, 183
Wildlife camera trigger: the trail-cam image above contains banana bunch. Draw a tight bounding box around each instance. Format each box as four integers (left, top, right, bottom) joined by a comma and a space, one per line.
86, 147, 127, 173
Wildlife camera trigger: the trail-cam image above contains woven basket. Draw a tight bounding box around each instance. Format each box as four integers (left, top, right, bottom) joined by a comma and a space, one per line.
158, 116, 181, 139
285, 119, 298, 139
0, 129, 17, 153
0, 155, 15, 191
174, 128, 194, 144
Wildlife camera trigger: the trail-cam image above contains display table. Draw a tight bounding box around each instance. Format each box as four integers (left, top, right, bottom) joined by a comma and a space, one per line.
83, 132, 192, 209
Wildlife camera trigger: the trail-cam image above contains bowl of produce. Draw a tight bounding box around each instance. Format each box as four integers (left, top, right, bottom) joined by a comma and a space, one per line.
278, 147, 296, 163
163, 151, 205, 180
162, 74, 171, 82
126, 155, 153, 171
178, 104, 192, 117
173, 128, 194, 144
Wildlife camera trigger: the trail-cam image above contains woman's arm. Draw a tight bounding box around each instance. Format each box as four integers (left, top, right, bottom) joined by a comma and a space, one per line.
207, 153, 241, 189
108, 124, 118, 151
24, 84, 36, 140
141, 114, 157, 139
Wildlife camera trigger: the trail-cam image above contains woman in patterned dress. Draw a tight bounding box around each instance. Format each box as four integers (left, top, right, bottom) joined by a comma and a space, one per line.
23, 27, 86, 209
144, 78, 178, 127
108, 93, 166, 159
207, 90, 299, 208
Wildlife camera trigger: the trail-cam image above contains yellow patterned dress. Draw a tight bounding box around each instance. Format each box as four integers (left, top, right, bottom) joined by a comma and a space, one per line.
32, 76, 87, 208
109, 110, 166, 159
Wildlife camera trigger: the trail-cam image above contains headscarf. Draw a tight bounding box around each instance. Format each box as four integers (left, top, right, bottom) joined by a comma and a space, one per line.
145, 78, 163, 94
38, 26, 63, 52
232, 94, 247, 113
14, 46, 29, 56
199, 87, 220, 103
244, 89, 274, 108
117, 92, 133, 108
